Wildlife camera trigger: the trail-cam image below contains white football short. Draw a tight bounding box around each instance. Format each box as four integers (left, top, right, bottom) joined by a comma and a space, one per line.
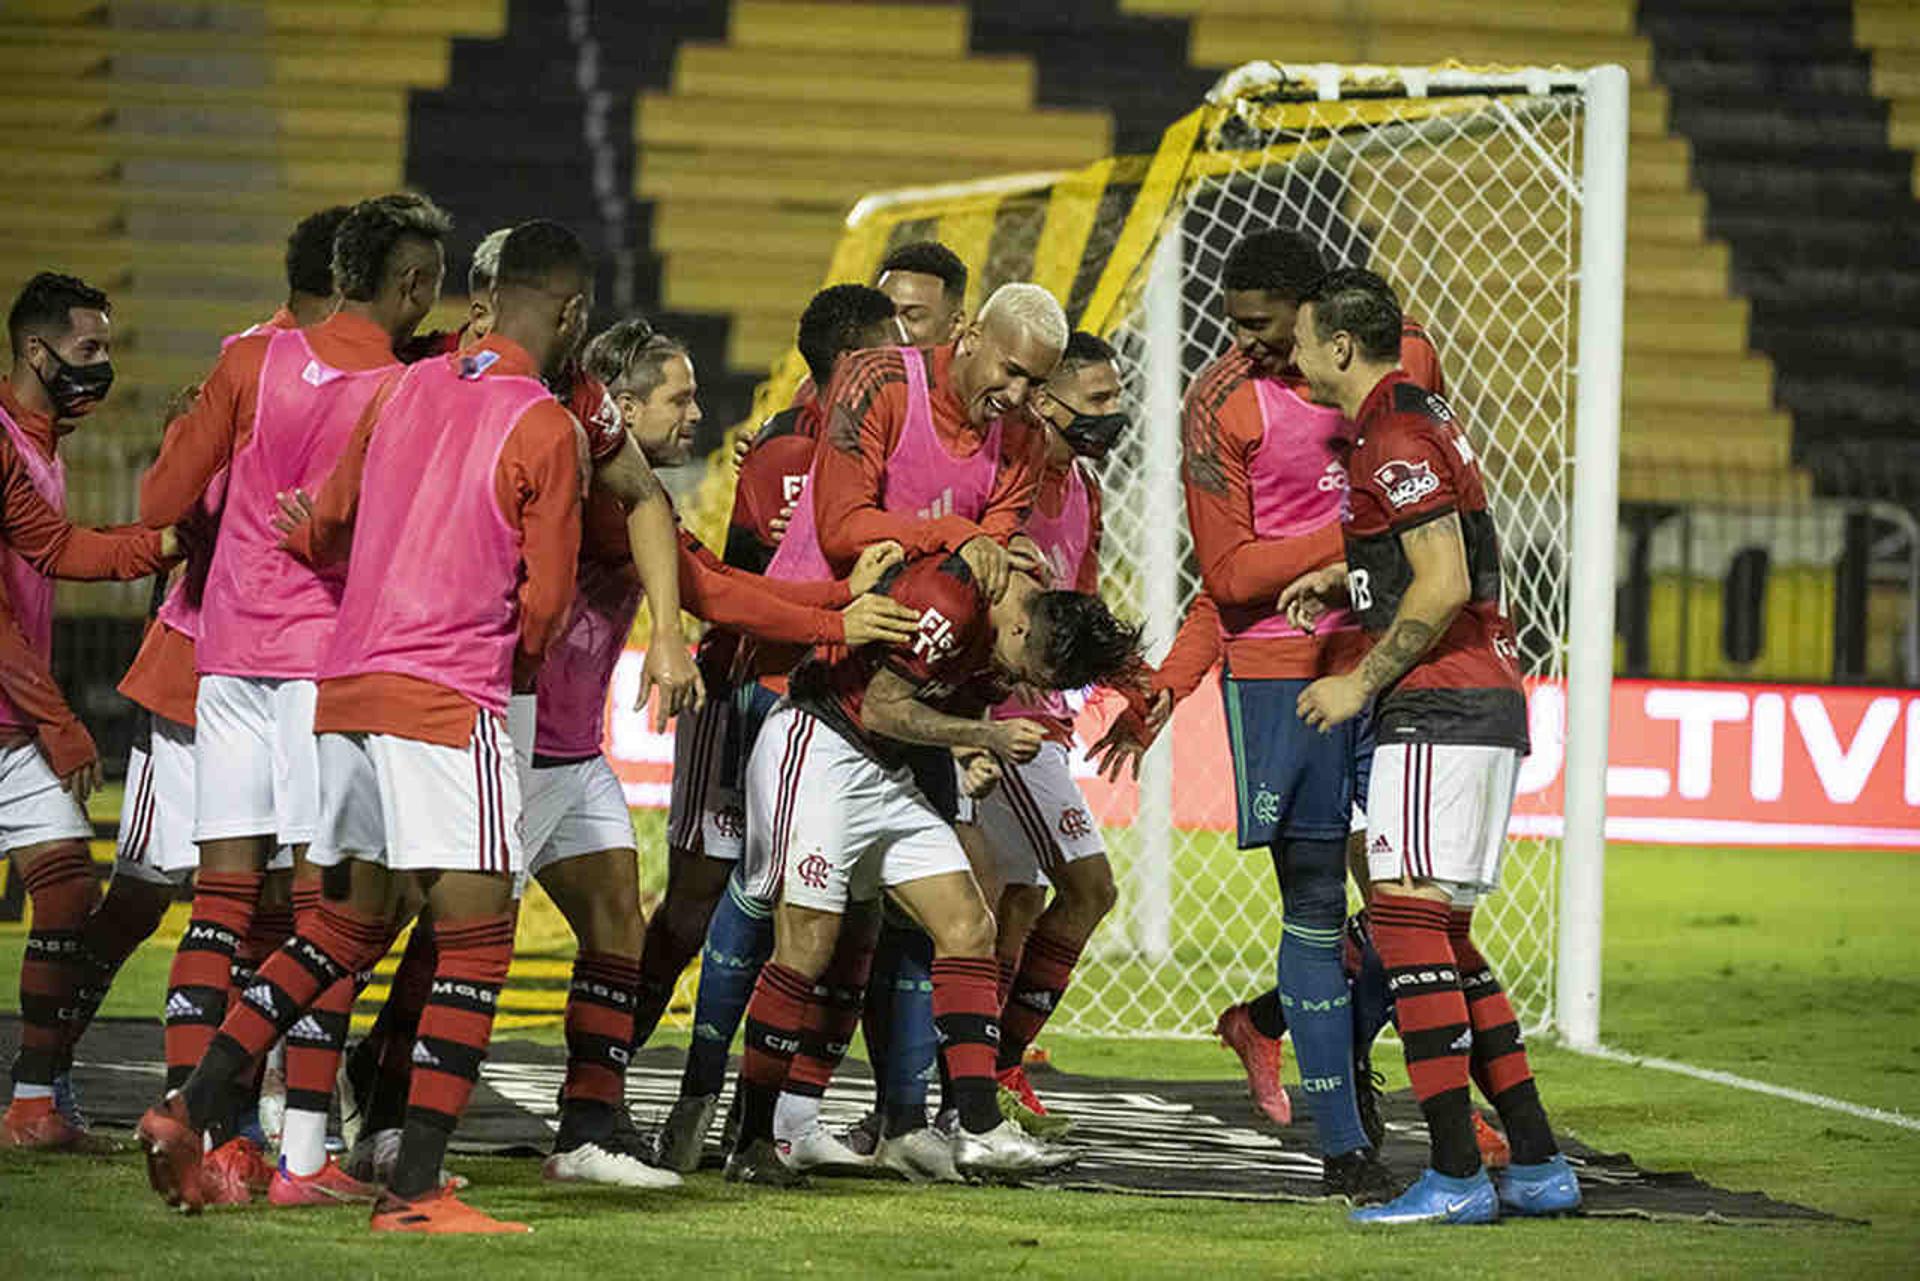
666, 695, 747, 863
0, 739, 95, 857
1363, 742, 1520, 893
114, 714, 199, 883
307, 710, 523, 875
746, 703, 968, 913
522, 754, 637, 881
970, 741, 1105, 888
192, 674, 320, 845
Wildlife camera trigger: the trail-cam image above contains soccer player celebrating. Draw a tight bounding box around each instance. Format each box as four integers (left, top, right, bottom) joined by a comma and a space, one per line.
527, 318, 915, 1187
636, 286, 904, 1079
650, 285, 905, 1168
1286, 267, 1580, 1225
138, 193, 451, 1205
138, 219, 594, 1234
726, 555, 1141, 1184
0, 273, 180, 1147
1153, 229, 1392, 1200
970, 332, 1128, 1132
874, 241, 969, 348
65, 204, 355, 1144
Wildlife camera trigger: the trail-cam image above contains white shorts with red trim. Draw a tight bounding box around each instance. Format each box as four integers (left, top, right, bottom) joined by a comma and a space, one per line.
522, 754, 637, 881
1363, 741, 1520, 892
0, 739, 95, 857
307, 714, 523, 875
115, 714, 208, 883
666, 696, 747, 863
192, 674, 320, 845
971, 741, 1105, 888
746, 702, 968, 914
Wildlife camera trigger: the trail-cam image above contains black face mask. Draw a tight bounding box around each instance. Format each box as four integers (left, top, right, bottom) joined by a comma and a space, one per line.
35, 344, 114, 418
1060, 408, 1128, 461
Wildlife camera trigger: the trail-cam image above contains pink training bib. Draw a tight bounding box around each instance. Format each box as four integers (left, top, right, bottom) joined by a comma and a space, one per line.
1217, 377, 1358, 644
319, 352, 547, 716
534, 558, 642, 758
0, 404, 62, 733
198, 327, 399, 678
767, 348, 1002, 583
995, 460, 1092, 723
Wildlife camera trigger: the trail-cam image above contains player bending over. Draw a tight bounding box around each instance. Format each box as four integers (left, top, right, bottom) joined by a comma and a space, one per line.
725, 556, 1141, 1185
1287, 268, 1580, 1225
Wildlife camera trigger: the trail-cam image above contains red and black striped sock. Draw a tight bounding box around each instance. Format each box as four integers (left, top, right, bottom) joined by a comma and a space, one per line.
9, 846, 98, 1092
786, 938, 874, 1106
1449, 909, 1557, 1164
359, 924, 437, 1134
163, 870, 262, 1091
932, 956, 1003, 1134
1371, 896, 1479, 1177
556, 951, 642, 1149
280, 883, 356, 1155
736, 962, 813, 1149
998, 929, 1083, 1071
392, 915, 513, 1198
182, 899, 389, 1132
61, 879, 171, 1070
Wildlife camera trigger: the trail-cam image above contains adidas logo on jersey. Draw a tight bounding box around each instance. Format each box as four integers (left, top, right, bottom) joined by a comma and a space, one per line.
916, 488, 956, 521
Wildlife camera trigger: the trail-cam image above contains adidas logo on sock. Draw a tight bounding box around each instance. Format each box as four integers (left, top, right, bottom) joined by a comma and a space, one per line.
288, 1015, 326, 1044
411, 1041, 440, 1069
164, 991, 201, 1021
243, 983, 277, 1017
1449, 1029, 1474, 1053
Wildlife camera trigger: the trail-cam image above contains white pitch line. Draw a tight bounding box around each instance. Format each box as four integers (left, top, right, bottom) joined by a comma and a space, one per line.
1568, 1042, 1920, 1134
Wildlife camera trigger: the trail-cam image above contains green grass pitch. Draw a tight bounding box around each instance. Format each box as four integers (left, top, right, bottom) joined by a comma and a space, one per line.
2, 805, 1916, 1275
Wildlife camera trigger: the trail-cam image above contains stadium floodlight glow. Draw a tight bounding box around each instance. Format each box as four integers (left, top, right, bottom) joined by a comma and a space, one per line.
690, 61, 1628, 1041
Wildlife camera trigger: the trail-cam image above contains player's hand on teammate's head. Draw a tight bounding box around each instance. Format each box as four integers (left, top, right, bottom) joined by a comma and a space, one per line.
271, 488, 316, 546
958, 535, 1012, 603
987, 716, 1047, 764
841, 592, 920, 647
638, 640, 706, 731
1297, 672, 1366, 733
849, 540, 905, 595
1006, 534, 1050, 586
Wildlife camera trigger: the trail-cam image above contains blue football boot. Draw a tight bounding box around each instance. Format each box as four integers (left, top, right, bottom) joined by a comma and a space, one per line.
1350, 1167, 1500, 1225
1497, 1153, 1583, 1217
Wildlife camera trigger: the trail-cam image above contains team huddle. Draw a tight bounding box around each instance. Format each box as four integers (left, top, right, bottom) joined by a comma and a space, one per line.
0, 192, 1580, 1233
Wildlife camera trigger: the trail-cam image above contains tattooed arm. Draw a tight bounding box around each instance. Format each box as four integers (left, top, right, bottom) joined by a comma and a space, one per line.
1296, 512, 1470, 731
861, 668, 1047, 762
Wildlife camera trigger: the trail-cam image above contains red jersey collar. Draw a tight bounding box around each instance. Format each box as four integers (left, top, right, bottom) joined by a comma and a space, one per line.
1347, 369, 1409, 439
312, 309, 400, 357
0, 379, 56, 457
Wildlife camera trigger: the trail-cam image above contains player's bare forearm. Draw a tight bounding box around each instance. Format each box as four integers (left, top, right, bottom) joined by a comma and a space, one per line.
625, 487, 686, 640
1351, 512, 1469, 695
861, 669, 995, 751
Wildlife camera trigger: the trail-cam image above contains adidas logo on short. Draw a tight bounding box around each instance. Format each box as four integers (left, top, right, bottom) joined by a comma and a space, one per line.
1370, 834, 1393, 855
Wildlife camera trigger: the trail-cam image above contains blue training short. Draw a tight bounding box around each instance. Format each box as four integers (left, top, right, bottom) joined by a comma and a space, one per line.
1220, 673, 1375, 849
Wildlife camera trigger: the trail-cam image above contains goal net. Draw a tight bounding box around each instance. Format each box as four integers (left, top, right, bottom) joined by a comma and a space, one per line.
683, 62, 1623, 1038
